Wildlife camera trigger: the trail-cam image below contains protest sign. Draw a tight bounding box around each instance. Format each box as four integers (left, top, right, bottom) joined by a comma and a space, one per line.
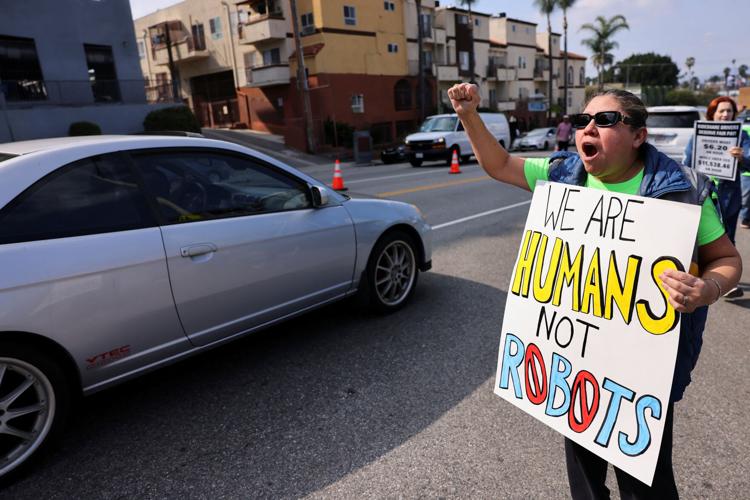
493, 182, 700, 485
691, 120, 742, 180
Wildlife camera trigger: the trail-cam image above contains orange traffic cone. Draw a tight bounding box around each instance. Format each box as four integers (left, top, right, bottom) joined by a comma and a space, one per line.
449, 149, 461, 174
332, 159, 347, 191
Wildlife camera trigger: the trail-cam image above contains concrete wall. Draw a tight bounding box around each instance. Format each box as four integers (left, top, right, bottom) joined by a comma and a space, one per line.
0, 103, 173, 143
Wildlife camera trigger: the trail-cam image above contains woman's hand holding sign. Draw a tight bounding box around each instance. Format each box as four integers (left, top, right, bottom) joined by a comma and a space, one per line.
729, 146, 744, 159
659, 269, 721, 313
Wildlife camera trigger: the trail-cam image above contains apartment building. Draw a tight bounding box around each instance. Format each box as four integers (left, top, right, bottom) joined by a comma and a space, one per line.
134, 1, 585, 150
0, 0, 165, 142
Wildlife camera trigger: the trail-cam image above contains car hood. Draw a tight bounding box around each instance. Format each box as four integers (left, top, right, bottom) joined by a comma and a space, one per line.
406, 132, 450, 142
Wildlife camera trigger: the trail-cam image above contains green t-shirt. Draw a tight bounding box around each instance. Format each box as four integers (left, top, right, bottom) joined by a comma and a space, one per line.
524, 158, 725, 246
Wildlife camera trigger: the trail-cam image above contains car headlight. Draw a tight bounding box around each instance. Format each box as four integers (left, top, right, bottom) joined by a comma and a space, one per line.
434, 137, 445, 144
405, 139, 411, 145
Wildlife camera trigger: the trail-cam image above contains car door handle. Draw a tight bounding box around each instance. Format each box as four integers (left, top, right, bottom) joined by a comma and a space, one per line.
180, 243, 218, 258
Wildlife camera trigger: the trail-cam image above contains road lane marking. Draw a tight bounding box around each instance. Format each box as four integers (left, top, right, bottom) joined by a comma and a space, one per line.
376, 175, 491, 197
346, 168, 454, 185
433, 200, 532, 230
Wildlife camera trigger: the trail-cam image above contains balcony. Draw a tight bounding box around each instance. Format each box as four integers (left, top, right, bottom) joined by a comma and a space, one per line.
434, 28, 446, 45
435, 64, 458, 81
533, 68, 550, 81
240, 14, 287, 44
487, 63, 516, 82
153, 38, 209, 66
245, 64, 290, 87
496, 100, 516, 111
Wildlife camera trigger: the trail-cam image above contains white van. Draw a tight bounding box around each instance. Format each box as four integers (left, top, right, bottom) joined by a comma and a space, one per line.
646, 106, 703, 161
404, 112, 511, 167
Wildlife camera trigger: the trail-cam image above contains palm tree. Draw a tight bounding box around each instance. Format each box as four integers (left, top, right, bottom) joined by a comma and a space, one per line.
558, 0, 578, 115
458, 0, 476, 82
685, 57, 695, 90
533, 0, 556, 120
579, 15, 629, 89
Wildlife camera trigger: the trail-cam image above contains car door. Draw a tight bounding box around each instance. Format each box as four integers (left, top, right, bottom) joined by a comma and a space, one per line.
0, 152, 186, 388
129, 148, 357, 346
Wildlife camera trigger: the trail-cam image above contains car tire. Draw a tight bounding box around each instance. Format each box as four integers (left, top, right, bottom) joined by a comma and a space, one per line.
409, 159, 423, 167
0, 342, 72, 485
361, 230, 419, 314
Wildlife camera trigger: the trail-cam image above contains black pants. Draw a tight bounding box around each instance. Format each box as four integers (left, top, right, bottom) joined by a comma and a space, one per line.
565, 403, 678, 500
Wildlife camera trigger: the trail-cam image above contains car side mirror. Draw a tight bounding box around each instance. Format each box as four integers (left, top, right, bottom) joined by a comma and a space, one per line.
310, 185, 329, 208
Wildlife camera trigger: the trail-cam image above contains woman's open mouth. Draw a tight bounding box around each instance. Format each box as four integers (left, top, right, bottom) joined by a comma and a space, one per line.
581, 142, 599, 159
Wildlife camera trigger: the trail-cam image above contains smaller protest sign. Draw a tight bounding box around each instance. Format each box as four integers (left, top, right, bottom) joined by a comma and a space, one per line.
691, 121, 742, 180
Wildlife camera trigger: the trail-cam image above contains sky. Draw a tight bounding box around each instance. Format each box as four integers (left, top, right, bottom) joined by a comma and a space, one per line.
129, 0, 749, 80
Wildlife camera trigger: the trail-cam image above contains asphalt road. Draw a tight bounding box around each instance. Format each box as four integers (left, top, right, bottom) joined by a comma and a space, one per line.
4, 154, 749, 499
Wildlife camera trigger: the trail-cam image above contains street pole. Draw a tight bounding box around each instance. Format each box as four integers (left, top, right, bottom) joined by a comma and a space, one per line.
0, 79, 15, 142
164, 24, 181, 102
289, 0, 315, 153
222, 1, 239, 89
417, 0, 425, 122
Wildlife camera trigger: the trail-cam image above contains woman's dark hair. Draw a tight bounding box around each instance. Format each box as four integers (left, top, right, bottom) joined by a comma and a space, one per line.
583, 89, 648, 129
706, 96, 737, 121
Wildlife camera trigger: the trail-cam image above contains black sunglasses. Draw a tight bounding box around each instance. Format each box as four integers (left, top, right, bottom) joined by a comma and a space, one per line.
570, 111, 641, 129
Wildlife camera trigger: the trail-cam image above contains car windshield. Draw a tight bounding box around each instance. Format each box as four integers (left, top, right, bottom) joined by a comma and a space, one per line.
526, 128, 549, 137
646, 112, 700, 128
420, 116, 457, 132
0, 153, 17, 162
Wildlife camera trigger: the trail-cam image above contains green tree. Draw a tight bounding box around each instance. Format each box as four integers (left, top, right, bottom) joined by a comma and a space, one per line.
739, 64, 748, 79
533, 0, 556, 119
580, 15, 629, 89
558, 0, 578, 115
604, 53, 679, 86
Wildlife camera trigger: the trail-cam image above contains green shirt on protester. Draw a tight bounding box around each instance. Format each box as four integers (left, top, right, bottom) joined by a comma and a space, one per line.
523, 157, 725, 246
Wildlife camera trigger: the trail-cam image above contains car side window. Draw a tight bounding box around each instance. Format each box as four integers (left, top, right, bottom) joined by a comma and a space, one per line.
0, 154, 155, 244
131, 150, 312, 224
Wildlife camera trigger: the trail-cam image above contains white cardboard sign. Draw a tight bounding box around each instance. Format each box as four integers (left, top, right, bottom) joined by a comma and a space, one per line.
691, 120, 742, 180
494, 181, 700, 485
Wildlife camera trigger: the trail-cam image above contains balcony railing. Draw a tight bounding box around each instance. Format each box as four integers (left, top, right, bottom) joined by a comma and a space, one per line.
239, 13, 287, 44
0, 79, 181, 105
153, 37, 210, 65
244, 64, 290, 87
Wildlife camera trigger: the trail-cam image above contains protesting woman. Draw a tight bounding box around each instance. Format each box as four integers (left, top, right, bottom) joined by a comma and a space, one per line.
447, 83, 742, 499
683, 96, 750, 299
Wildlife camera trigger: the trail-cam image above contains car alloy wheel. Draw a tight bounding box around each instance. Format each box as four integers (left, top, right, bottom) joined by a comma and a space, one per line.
364, 231, 419, 312
0, 344, 70, 484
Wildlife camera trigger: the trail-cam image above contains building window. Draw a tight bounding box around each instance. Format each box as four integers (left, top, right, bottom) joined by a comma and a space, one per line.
351, 94, 364, 113
394, 79, 411, 110
568, 66, 573, 85
474, 18, 480, 27
517, 56, 526, 69
137, 40, 146, 59
209, 17, 222, 39
387, 43, 398, 53
489, 88, 496, 104
511, 24, 516, 32
301, 12, 314, 35
457, 14, 468, 25
192, 24, 206, 51
419, 13, 432, 36
525, 27, 530, 34
262, 48, 281, 66
519, 86, 529, 100
84, 44, 121, 102
384, 1, 395, 11
422, 50, 433, 69
0, 34, 46, 101
459, 51, 469, 71
579, 67, 585, 86
343, 5, 356, 25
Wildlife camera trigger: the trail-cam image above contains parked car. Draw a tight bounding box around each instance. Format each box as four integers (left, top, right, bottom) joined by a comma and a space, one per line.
511, 127, 556, 151
646, 105, 703, 161
380, 144, 407, 164
0, 135, 432, 482
404, 112, 511, 167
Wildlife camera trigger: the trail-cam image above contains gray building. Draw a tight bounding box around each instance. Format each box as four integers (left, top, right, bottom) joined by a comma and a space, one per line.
0, 0, 174, 142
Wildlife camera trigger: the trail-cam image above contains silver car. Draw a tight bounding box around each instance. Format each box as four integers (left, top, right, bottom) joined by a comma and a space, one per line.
0, 136, 432, 482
